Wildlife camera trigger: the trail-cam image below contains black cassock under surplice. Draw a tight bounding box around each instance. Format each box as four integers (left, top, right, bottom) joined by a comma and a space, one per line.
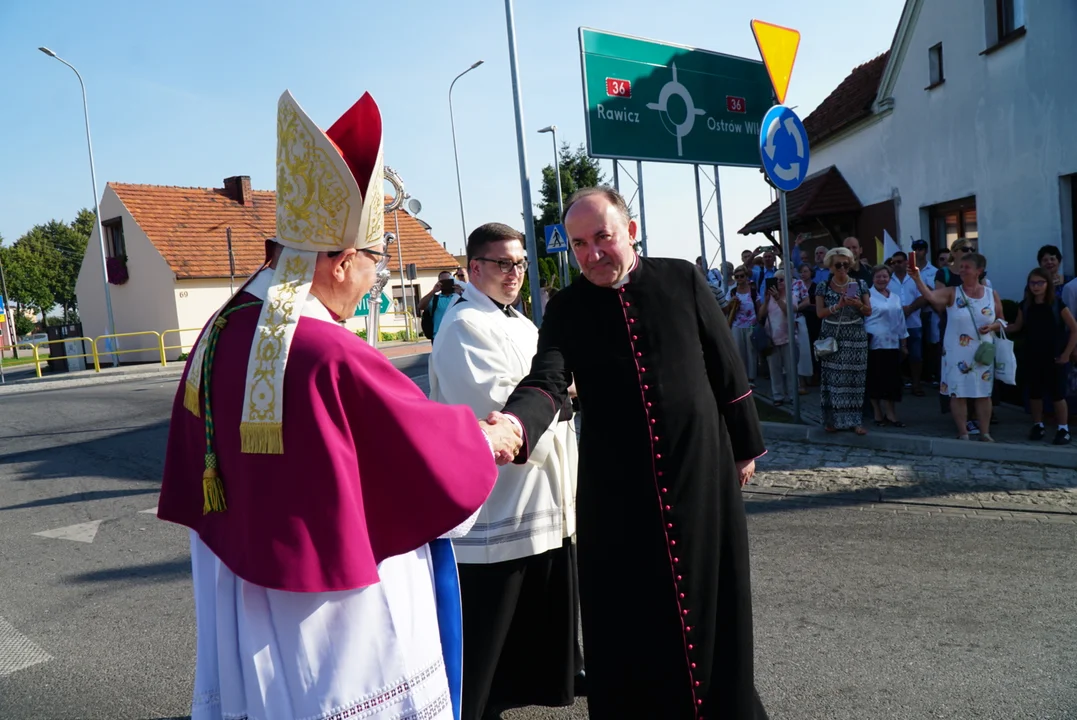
502, 257, 769, 720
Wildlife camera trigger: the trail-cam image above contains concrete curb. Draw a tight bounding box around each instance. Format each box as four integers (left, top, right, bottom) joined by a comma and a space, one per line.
760, 421, 1076, 469
743, 486, 1076, 519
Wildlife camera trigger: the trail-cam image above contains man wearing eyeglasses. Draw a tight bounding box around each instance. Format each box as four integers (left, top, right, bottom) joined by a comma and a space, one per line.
429, 223, 582, 720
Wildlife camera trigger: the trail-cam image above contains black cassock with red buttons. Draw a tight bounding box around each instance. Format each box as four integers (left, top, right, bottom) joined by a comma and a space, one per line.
502, 256, 769, 719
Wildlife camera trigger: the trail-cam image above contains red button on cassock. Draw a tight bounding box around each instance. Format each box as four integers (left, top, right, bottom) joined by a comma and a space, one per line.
650, 419, 656, 425
632, 335, 638, 341
679, 592, 685, 598
683, 609, 688, 616
620, 287, 626, 293
673, 557, 680, 563
643, 384, 649, 390
640, 367, 647, 372
655, 453, 661, 459
688, 644, 694, 650
697, 699, 703, 705
630, 318, 637, 324
695, 681, 701, 687
677, 576, 683, 582
665, 505, 671, 511
654, 436, 660, 441
670, 540, 677, 546
657, 471, 664, 477
624, 302, 631, 307
667, 523, 673, 529
646, 402, 652, 408
685, 625, 691, 631
636, 352, 642, 358
661, 487, 668, 493
691, 663, 697, 669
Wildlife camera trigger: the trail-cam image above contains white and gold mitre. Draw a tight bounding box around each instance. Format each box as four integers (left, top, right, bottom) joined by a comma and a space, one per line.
183, 90, 386, 462
275, 89, 386, 253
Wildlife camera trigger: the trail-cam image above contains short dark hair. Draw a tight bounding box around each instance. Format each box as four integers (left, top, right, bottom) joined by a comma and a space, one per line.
466, 222, 525, 264
1038, 244, 1062, 262
563, 186, 631, 225
891, 251, 907, 261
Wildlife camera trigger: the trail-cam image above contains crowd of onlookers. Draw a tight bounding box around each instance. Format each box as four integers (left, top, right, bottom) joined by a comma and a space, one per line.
698, 237, 1077, 445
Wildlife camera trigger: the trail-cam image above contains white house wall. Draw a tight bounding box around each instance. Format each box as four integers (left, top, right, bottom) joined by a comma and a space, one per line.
809, 0, 1077, 300
75, 187, 178, 364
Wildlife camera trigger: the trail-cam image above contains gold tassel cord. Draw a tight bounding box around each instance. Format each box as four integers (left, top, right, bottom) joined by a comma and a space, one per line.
198, 300, 262, 515
239, 423, 285, 455
202, 453, 227, 514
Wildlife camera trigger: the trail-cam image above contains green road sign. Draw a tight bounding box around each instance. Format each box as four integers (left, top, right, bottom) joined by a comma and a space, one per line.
355, 292, 391, 317
579, 28, 774, 167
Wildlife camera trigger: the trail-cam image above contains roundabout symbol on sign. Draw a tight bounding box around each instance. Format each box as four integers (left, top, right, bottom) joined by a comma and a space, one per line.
758, 104, 810, 192
646, 63, 706, 157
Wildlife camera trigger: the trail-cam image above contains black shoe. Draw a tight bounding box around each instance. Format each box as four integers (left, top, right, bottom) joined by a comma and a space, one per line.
1053, 429, 1071, 445
1030, 424, 1046, 441
574, 669, 588, 697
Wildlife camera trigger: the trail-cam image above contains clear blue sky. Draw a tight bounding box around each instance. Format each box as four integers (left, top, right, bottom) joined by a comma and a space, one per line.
0, 0, 904, 265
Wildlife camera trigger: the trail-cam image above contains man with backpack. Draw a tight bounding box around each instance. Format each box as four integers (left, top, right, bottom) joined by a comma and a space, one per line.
696, 256, 729, 310
420, 271, 462, 341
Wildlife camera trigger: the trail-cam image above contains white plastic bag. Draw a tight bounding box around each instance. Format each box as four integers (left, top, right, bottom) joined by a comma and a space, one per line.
994, 328, 1017, 385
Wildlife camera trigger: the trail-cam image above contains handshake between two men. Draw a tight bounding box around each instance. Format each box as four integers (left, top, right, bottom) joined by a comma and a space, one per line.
479, 411, 523, 466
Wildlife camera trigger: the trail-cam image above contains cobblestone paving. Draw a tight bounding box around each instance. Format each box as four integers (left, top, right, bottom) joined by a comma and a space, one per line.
751, 440, 1077, 518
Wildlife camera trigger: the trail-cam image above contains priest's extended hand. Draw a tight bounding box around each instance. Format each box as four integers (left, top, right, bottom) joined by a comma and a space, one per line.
480, 414, 522, 466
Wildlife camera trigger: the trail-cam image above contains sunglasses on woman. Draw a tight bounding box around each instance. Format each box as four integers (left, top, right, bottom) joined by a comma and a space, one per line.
832, 262, 850, 269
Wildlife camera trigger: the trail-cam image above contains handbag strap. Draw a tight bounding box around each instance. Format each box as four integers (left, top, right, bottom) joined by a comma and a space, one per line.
960, 287, 984, 338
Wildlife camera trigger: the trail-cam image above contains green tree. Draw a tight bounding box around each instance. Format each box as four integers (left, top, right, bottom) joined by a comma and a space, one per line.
46, 218, 89, 321
531, 142, 607, 252
3, 229, 60, 319
71, 208, 96, 240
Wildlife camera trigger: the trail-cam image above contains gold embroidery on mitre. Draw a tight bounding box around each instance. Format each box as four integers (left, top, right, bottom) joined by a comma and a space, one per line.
275, 95, 357, 249
365, 167, 385, 247
240, 252, 312, 454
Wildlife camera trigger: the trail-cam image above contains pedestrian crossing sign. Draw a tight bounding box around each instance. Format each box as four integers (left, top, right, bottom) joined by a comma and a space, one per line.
544, 224, 568, 253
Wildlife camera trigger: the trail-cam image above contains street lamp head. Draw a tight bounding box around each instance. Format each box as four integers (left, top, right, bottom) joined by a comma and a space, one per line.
538, 125, 557, 134
38, 46, 57, 57
470, 60, 484, 69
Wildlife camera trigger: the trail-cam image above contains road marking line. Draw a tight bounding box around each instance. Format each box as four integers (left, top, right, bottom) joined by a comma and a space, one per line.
139, 505, 158, 514
0, 615, 51, 677
33, 519, 104, 543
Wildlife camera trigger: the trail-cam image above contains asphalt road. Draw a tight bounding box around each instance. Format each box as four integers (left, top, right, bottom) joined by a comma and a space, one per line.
0, 365, 1074, 719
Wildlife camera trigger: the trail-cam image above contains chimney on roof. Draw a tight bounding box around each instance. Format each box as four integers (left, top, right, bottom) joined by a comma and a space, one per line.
223, 176, 253, 205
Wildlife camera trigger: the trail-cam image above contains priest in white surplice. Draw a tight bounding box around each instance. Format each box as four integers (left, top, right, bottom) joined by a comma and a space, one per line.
429, 223, 582, 720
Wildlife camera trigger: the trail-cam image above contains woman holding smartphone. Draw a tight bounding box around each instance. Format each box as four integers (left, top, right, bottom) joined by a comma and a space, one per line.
814, 247, 872, 434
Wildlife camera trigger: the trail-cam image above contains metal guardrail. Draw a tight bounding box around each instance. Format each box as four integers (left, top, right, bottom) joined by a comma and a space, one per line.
5, 315, 420, 380
27, 337, 100, 378
159, 328, 203, 365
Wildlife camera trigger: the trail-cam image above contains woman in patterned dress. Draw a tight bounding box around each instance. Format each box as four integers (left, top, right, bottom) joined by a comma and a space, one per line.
814, 247, 872, 433
909, 251, 1005, 441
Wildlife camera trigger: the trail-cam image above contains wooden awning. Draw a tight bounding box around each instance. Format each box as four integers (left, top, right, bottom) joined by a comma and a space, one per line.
738, 166, 862, 236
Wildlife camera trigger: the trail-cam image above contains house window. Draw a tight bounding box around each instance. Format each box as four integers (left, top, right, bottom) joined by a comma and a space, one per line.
391, 284, 419, 313
984, 0, 1025, 50
928, 197, 978, 254
928, 43, 944, 87
102, 218, 126, 258
997, 0, 1025, 37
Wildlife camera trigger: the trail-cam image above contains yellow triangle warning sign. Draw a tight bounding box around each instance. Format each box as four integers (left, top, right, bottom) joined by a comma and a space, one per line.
751, 19, 801, 105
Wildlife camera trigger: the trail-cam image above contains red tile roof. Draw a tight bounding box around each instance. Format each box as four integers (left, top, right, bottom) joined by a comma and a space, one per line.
109, 182, 458, 280
738, 166, 862, 235
802, 51, 890, 147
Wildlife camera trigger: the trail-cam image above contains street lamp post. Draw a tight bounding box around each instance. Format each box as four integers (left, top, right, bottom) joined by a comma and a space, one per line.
503, 0, 544, 325
537, 125, 568, 288
39, 46, 118, 366
449, 60, 484, 252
